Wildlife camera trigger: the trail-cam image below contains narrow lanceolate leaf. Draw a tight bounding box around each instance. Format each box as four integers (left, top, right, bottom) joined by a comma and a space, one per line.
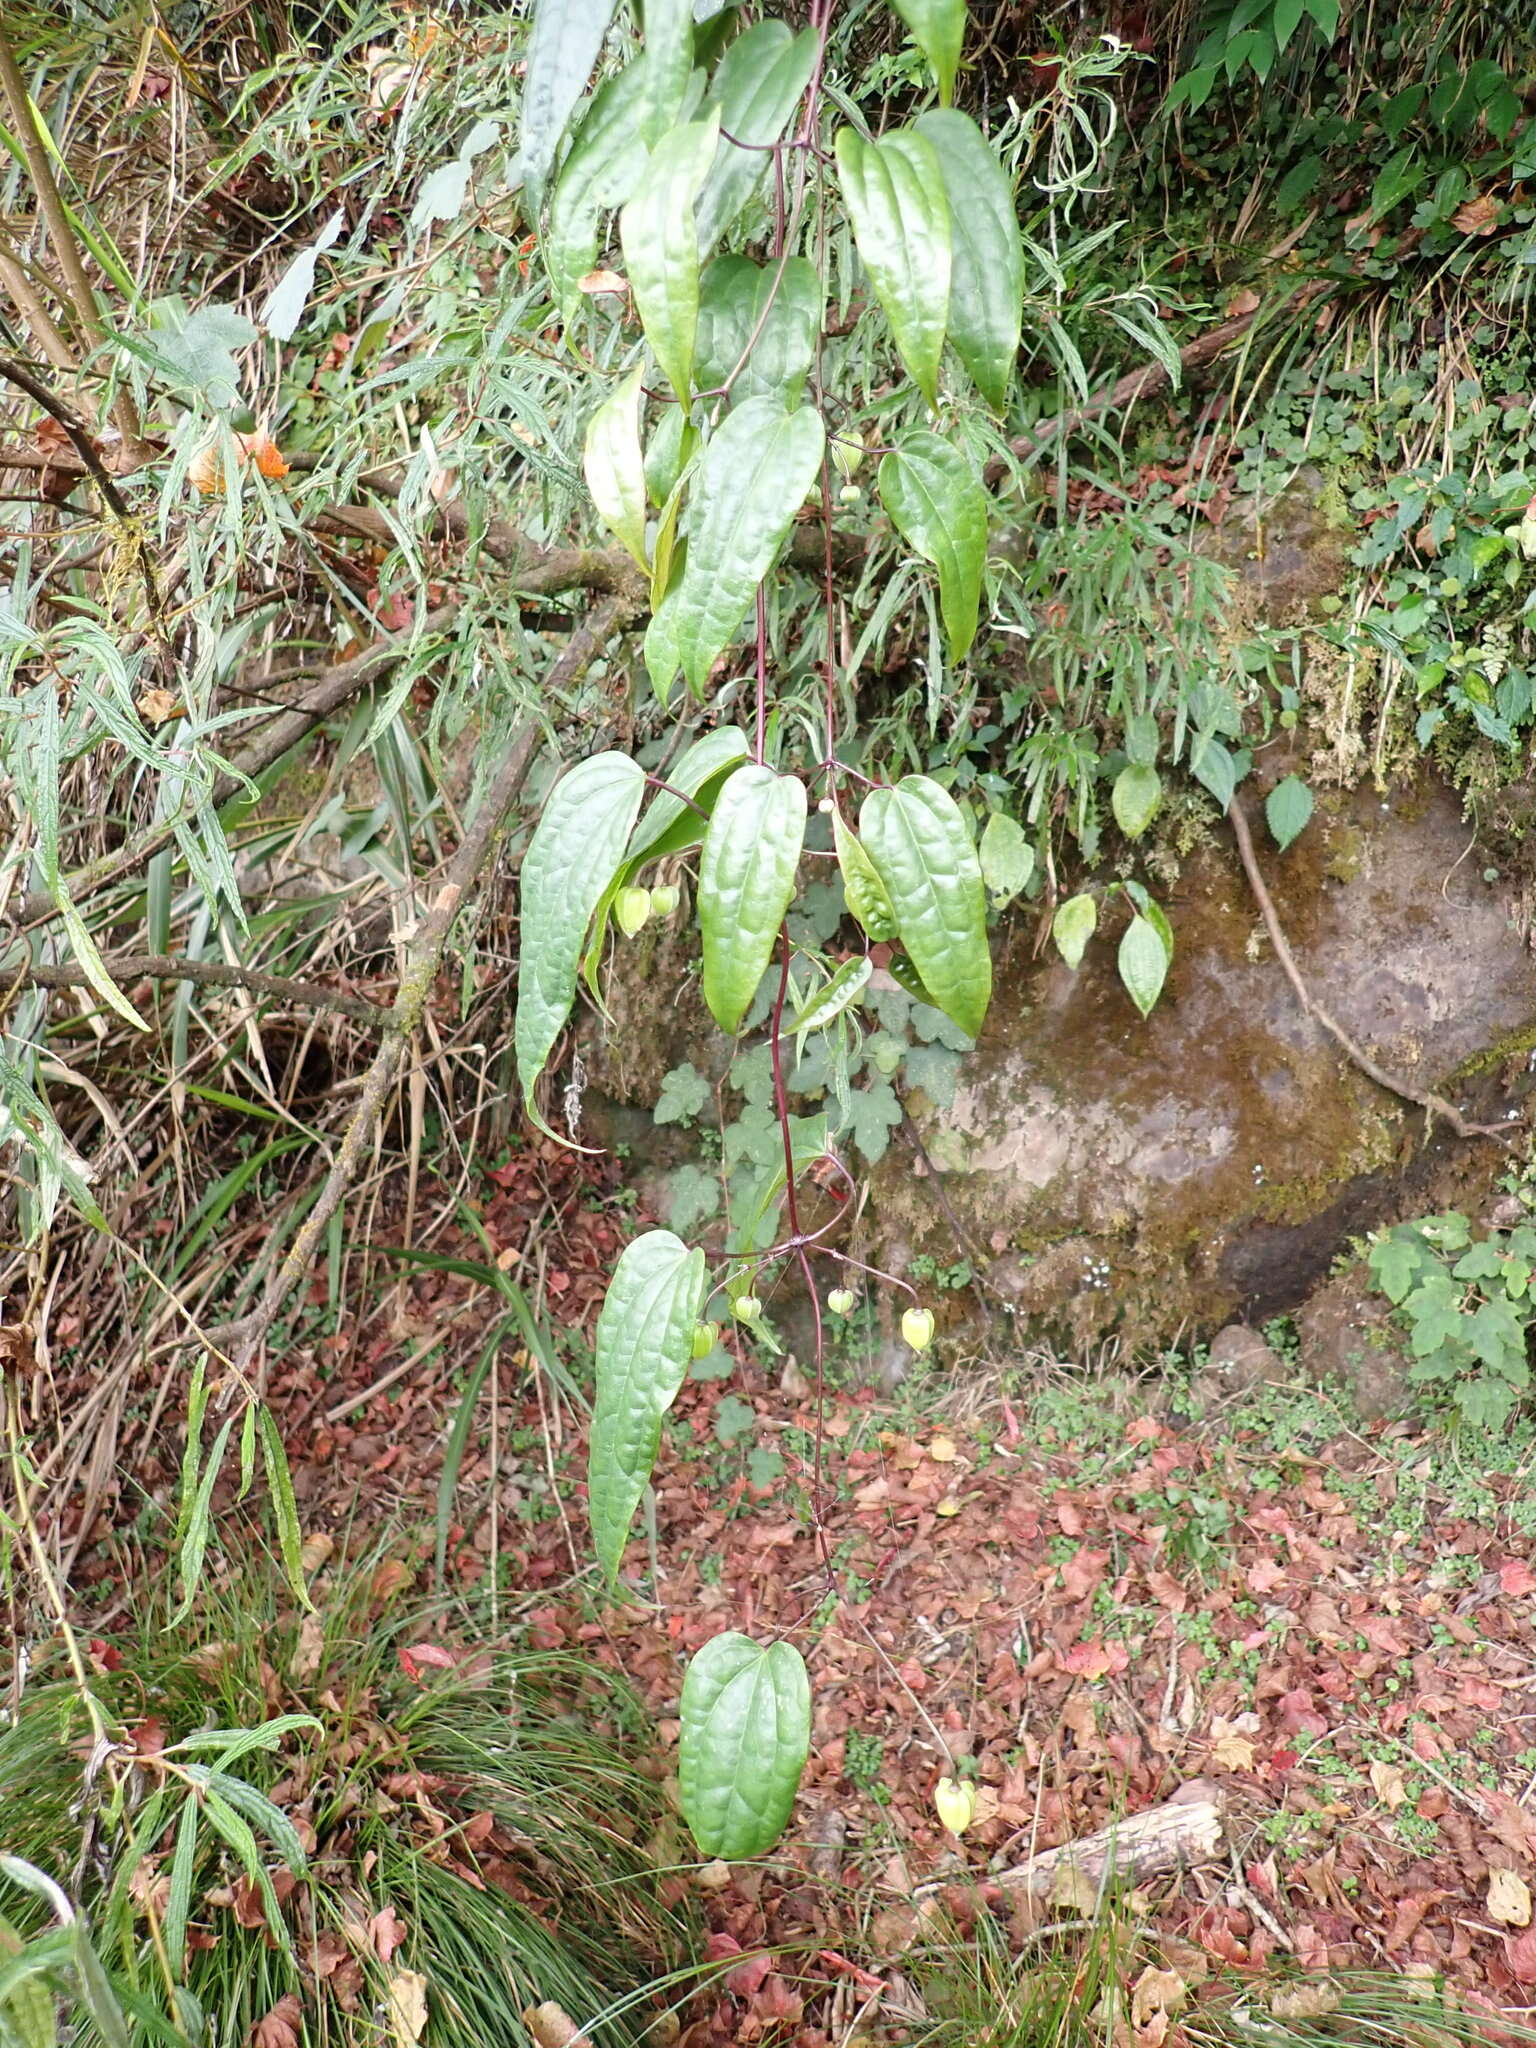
835, 127, 951, 409
914, 109, 1024, 408
589, 1230, 707, 1583
545, 65, 653, 317
878, 432, 987, 662
695, 255, 822, 407
646, 398, 824, 699
620, 113, 721, 404
515, 753, 646, 1128
860, 776, 991, 1039
1118, 913, 1169, 1018
833, 811, 898, 943
584, 365, 649, 569
637, 0, 693, 149
890, 0, 966, 105
521, 0, 619, 206
679, 1633, 812, 1860
1052, 892, 1097, 969
698, 23, 819, 252
792, 955, 873, 1037
698, 765, 808, 1032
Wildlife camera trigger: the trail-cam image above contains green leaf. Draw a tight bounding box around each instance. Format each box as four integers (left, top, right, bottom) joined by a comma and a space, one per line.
1265, 775, 1314, 852
878, 432, 987, 662
698, 24, 819, 251
1111, 763, 1162, 840
55, 890, 147, 1032
257, 1407, 313, 1613
1191, 734, 1239, 811
544, 65, 653, 317
1118, 914, 1168, 1018
165, 1797, 199, 1980
619, 113, 721, 403
913, 110, 1023, 407
583, 365, 650, 570
1368, 1233, 1425, 1306
835, 127, 951, 409
844, 1075, 903, 1163
833, 811, 898, 942
889, 0, 966, 103
679, 1633, 811, 1859
698, 765, 808, 1032
624, 727, 751, 874
171, 1415, 236, 1624
637, 0, 693, 149
644, 404, 698, 506
655, 1063, 710, 1125
792, 956, 873, 1037
978, 812, 1033, 908
521, 0, 618, 206
695, 255, 822, 407
149, 302, 257, 410
515, 753, 646, 1129
860, 775, 990, 1040
1124, 713, 1160, 768
669, 1163, 721, 1235
1371, 145, 1425, 219
589, 1230, 707, 1583
1052, 892, 1097, 970
646, 399, 824, 699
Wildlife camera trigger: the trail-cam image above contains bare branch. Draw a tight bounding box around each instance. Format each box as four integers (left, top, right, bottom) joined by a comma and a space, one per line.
18, 953, 393, 1026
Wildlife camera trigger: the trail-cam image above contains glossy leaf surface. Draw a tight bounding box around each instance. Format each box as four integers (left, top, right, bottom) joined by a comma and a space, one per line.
679, 1633, 812, 1858
698, 765, 807, 1032
515, 753, 645, 1129
835, 127, 951, 408
620, 114, 721, 403
646, 399, 824, 698
583, 364, 649, 569
698, 24, 819, 250
890, 0, 966, 104
520, 0, 617, 205
914, 109, 1023, 407
860, 775, 990, 1038
589, 1231, 707, 1583
878, 431, 987, 661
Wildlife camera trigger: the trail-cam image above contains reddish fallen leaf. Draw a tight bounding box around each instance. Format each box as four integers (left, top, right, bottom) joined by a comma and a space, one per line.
818, 1950, 885, 1992
248, 1995, 302, 2048
1505, 1923, 1536, 1984
369, 1904, 408, 1963
1499, 1558, 1536, 1598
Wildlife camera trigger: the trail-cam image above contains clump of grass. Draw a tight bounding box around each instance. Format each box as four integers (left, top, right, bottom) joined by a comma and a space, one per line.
0, 1531, 693, 2046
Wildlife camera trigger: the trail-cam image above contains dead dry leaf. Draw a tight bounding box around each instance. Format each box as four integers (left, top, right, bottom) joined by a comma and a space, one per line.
387, 1969, 428, 2045
1269, 1980, 1341, 2020
137, 688, 180, 725
289, 1612, 325, 1682
523, 2001, 590, 2048
1488, 1869, 1532, 1928
1368, 1760, 1408, 1811
248, 1994, 302, 2048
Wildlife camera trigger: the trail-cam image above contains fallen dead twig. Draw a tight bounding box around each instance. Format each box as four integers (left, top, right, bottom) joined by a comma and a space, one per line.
1227, 796, 1514, 1144
16, 952, 393, 1026
992, 1785, 1227, 1897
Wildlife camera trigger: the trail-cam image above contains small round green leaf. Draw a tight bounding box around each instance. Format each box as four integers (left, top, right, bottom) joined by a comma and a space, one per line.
978, 812, 1034, 908
680, 1633, 811, 1860
698, 765, 808, 1032
1265, 775, 1314, 853
1118, 913, 1169, 1019
1111, 763, 1162, 840
1051, 892, 1097, 970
